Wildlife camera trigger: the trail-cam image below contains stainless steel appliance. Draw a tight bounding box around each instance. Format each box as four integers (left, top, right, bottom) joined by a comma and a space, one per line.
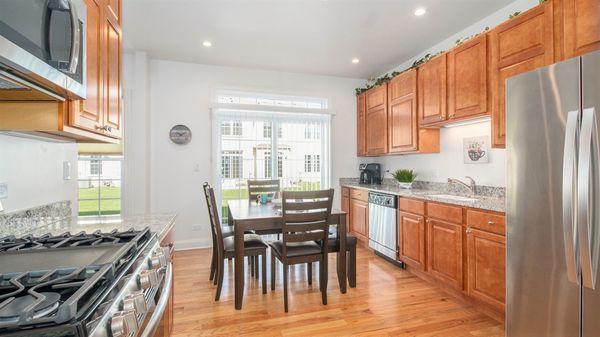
0, 228, 172, 337
506, 50, 600, 336
0, 0, 87, 101
359, 163, 382, 185
368, 192, 397, 260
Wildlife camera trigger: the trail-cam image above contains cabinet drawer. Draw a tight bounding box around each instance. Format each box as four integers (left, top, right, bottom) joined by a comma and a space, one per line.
350, 188, 369, 202
399, 198, 425, 215
467, 210, 505, 235
427, 202, 462, 223
341, 187, 350, 197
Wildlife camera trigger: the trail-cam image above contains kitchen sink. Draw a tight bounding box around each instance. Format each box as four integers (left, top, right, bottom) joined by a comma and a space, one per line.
427, 194, 479, 202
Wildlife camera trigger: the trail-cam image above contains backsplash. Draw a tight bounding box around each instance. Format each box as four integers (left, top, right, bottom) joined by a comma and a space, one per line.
0, 200, 72, 236
339, 178, 505, 199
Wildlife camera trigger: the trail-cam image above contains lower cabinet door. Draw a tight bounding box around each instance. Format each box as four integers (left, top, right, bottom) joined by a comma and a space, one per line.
427, 218, 463, 290
398, 212, 426, 269
350, 199, 369, 241
467, 228, 506, 311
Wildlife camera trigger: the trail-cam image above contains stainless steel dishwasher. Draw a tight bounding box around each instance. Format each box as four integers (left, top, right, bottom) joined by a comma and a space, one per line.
368, 192, 398, 260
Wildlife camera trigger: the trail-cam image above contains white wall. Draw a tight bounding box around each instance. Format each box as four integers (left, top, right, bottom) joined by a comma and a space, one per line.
0, 134, 78, 213
364, 0, 539, 188
123, 56, 363, 249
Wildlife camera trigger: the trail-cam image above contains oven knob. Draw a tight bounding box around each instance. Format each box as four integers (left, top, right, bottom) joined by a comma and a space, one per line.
123, 291, 147, 315
111, 310, 138, 337
139, 269, 159, 290
149, 251, 167, 270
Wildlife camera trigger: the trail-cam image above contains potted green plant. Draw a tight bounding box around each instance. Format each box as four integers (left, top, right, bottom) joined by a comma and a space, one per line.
391, 169, 417, 189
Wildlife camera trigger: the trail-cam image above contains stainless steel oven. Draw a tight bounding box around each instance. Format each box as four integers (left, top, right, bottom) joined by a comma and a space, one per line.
0, 0, 86, 100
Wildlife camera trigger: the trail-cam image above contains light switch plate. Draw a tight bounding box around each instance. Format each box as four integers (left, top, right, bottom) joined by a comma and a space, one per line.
0, 183, 7, 199
63, 162, 72, 180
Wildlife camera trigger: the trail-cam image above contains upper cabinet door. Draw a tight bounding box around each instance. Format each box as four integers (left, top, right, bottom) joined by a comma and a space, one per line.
365, 84, 388, 155
103, 13, 122, 138
447, 34, 489, 120
357, 93, 367, 156
418, 53, 447, 126
560, 0, 600, 59
70, 0, 103, 132
490, 2, 554, 148
388, 69, 418, 153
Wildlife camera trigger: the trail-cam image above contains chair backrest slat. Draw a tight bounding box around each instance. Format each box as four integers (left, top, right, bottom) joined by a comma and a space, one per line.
281, 189, 334, 257
248, 179, 280, 200
203, 183, 225, 253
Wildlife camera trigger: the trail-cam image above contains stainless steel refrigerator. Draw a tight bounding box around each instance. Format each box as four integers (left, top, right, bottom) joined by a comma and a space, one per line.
507, 50, 600, 336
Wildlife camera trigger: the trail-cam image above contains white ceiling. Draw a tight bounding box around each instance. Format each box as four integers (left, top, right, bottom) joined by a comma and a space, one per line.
123, 0, 515, 79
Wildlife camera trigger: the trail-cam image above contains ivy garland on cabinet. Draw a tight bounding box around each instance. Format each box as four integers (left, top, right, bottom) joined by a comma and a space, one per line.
355, 0, 548, 96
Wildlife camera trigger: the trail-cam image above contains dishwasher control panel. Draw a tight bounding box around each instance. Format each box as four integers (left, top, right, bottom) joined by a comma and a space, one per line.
368, 192, 397, 208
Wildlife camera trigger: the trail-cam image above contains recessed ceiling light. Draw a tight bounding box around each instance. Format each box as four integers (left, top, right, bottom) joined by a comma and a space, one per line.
414, 7, 426, 16
352, 58, 360, 64
202, 40, 212, 47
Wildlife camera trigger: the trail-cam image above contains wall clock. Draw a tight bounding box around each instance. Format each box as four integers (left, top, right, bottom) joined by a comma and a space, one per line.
169, 125, 192, 145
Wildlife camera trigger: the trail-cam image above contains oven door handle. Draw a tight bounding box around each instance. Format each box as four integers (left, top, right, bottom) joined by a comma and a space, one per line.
140, 262, 173, 337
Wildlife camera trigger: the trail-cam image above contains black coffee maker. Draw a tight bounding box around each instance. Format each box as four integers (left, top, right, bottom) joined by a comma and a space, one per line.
359, 163, 382, 185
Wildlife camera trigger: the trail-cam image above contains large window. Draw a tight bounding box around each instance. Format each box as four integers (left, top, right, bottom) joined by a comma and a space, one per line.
78, 155, 122, 216
214, 92, 331, 222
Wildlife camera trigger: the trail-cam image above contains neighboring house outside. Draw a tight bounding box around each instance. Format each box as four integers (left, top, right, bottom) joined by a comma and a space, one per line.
220, 120, 322, 191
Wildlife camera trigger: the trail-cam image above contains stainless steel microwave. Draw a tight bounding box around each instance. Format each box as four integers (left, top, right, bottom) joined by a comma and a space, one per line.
0, 0, 86, 101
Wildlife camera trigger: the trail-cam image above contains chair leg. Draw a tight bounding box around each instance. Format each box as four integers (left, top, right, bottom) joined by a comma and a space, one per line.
283, 263, 289, 312
209, 245, 216, 281
307, 262, 312, 285
250, 256, 255, 277
255, 255, 260, 279
271, 251, 276, 291
262, 251, 267, 294
320, 257, 328, 305
215, 257, 225, 301
348, 247, 357, 288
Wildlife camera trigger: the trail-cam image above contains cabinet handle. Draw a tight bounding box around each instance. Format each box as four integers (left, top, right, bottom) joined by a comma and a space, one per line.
466, 228, 472, 234
487, 220, 495, 225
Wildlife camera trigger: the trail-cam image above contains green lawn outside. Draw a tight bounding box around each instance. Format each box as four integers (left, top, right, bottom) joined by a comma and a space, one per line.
78, 186, 121, 216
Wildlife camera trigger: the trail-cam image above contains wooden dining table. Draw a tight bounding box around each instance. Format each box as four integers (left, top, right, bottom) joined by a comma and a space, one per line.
227, 199, 348, 310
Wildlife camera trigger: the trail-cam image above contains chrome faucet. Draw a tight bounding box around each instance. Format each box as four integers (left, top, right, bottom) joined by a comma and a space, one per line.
447, 176, 477, 196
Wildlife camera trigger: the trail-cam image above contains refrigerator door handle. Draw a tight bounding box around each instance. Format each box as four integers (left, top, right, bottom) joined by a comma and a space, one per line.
578, 107, 599, 289
563, 110, 580, 284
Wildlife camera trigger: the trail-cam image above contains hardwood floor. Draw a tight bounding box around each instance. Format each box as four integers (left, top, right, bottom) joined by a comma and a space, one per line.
172, 244, 504, 336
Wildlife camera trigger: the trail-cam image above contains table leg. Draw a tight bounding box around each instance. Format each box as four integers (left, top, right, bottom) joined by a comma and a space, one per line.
338, 213, 347, 294
234, 219, 245, 309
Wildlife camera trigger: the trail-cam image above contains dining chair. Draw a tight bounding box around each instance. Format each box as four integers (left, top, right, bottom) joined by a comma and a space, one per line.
247, 179, 280, 202
268, 189, 334, 312
326, 229, 358, 288
203, 183, 268, 300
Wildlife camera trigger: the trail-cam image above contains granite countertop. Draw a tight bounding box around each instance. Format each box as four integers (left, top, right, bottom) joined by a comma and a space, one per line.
341, 182, 505, 213
5, 213, 177, 240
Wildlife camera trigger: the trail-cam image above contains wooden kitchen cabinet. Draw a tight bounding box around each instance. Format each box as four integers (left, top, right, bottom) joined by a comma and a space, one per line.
349, 195, 369, 243
467, 228, 506, 312
447, 34, 490, 121
388, 69, 440, 154
490, 2, 555, 148
558, 0, 600, 59
341, 187, 350, 228
398, 211, 426, 270
357, 92, 367, 156
418, 53, 447, 126
427, 218, 463, 290
365, 84, 388, 155
71, 0, 122, 139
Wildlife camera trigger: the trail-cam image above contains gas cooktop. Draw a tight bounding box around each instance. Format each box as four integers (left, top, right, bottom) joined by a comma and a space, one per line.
0, 228, 158, 336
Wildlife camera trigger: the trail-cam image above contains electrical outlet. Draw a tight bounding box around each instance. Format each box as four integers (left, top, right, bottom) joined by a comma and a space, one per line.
191, 225, 203, 231
0, 183, 7, 199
